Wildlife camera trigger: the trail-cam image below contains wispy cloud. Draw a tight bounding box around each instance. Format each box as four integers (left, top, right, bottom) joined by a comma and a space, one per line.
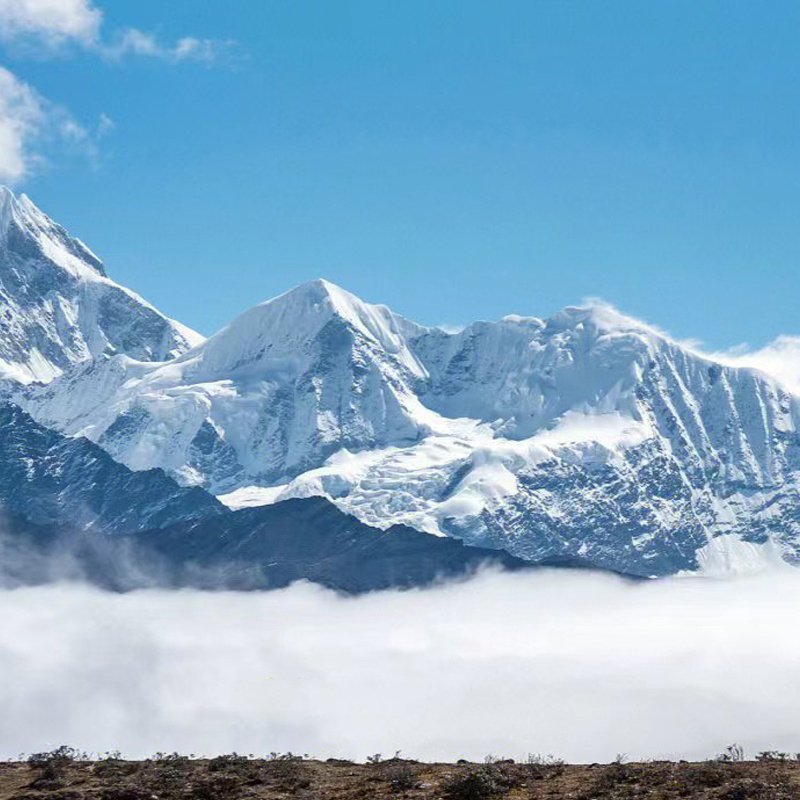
0, 0, 230, 180
0, 65, 43, 181
100, 29, 234, 64
0, 64, 110, 182
0, 0, 232, 63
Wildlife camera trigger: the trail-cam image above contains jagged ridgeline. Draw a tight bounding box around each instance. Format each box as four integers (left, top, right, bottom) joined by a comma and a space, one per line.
1, 187, 800, 580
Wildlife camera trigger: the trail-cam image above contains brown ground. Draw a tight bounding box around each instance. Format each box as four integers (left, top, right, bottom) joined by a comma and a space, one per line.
2, 752, 800, 800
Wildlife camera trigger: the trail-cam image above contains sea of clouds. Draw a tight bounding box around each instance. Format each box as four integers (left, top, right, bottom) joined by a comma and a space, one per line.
1, 567, 799, 762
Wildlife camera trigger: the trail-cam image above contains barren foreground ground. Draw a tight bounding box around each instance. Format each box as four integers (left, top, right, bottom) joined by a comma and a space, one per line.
2, 753, 800, 800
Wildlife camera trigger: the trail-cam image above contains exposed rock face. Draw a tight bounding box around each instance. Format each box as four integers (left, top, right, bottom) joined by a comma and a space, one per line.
0, 402, 224, 534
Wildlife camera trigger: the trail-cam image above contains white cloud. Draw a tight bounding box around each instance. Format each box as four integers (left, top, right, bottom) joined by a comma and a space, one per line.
0, 66, 44, 181
0, 1, 229, 179
0, 0, 101, 49
0, 65, 107, 182
96, 111, 113, 137
101, 28, 229, 63
1, 568, 800, 762
0, 0, 230, 63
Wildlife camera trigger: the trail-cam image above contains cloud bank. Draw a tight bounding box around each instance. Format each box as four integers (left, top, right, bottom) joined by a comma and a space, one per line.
1, 568, 799, 763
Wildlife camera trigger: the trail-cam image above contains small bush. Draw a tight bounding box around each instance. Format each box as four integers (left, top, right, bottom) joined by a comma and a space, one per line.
263, 753, 310, 791
27, 746, 87, 784
524, 753, 565, 780
382, 763, 421, 793
207, 753, 251, 773
441, 765, 512, 800
93, 758, 140, 781
148, 753, 193, 767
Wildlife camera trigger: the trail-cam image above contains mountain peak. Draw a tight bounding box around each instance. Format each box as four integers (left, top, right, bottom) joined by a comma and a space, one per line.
0, 187, 202, 383
0, 184, 107, 278
192, 278, 426, 381
275, 278, 367, 317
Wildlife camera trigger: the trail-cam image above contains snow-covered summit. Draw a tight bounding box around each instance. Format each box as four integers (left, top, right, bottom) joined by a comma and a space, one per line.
0, 186, 106, 279
187, 278, 427, 382
0, 187, 202, 384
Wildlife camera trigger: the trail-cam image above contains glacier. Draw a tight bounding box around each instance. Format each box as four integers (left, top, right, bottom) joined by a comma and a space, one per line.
9, 262, 800, 576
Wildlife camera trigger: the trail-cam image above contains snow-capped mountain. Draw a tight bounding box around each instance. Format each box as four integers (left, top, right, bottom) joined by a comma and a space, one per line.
0, 187, 201, 384
14, 277, 800, 575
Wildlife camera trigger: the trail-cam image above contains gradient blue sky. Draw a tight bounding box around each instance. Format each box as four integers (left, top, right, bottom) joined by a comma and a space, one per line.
5, 1, 800, 347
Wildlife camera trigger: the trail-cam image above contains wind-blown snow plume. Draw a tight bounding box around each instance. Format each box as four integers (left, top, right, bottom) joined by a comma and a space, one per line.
706, 336, 800, 396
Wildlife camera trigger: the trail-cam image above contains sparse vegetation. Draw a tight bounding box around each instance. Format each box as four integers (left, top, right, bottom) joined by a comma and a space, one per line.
440, 763, 518, 800
4, 750, 800, 800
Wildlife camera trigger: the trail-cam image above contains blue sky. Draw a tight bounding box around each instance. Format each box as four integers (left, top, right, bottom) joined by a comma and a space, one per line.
2, 1, 800, 348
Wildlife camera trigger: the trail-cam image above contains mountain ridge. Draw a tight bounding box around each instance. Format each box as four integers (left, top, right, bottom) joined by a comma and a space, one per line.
15, 275, 800, 575
2, 189, 800, 577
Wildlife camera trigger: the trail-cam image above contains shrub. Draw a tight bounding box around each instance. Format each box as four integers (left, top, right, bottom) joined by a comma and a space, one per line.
440, 765, 511, 800
207, 753, 251, 773
524, 753, 565, 780
27, 746, 87, 784
382, 763, 421, 793
263, 753, 310, 791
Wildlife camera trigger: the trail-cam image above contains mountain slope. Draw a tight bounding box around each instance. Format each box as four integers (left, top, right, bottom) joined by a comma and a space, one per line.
0, 187, 202, 384
16, 279, 431, 489
14, 279, 800, 576
0, 496, 535, 593
0, 402, 224, 533
132, 496, 533, 593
